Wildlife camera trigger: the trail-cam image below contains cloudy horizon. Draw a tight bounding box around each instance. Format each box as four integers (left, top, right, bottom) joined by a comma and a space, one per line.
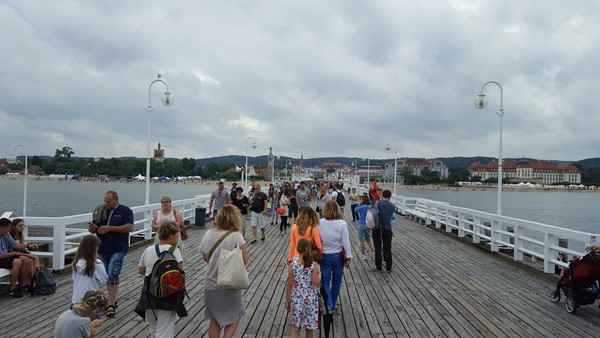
1, 1, 599, 162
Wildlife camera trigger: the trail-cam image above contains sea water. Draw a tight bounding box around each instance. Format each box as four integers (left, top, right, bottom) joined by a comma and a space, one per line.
0, 179, 599, 233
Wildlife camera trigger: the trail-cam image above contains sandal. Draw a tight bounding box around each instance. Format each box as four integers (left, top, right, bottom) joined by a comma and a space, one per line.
106, 305, 116, 317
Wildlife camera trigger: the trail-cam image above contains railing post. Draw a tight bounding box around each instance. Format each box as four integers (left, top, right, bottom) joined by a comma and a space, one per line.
473, 216, 482, 244
144, 207, 153, 240
53, 222, 66, 271
490, 219, 499, 252
543, 233, 554, 273
513, 224, 524, 261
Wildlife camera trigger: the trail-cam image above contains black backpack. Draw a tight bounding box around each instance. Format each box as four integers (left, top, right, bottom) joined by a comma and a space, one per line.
31, 268, 57, 296
335, 191, 346, 207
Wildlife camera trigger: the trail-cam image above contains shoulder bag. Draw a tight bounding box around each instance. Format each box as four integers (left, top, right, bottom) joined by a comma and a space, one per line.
308, 226, 323, 262
208, 231, 249, 290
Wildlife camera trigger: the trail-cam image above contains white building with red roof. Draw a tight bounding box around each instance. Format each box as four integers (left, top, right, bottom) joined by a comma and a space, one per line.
468, 159, 581, 184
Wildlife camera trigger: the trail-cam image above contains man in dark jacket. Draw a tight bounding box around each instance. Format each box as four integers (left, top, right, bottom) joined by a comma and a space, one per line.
372, 190, 395, 272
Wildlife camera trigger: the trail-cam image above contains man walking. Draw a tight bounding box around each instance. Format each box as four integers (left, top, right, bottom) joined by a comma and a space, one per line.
372, 190, 395, 272
295, 181, 312, 211
88, 191, 134, 317
209, 181, 231, 218
249, 184, 268, 243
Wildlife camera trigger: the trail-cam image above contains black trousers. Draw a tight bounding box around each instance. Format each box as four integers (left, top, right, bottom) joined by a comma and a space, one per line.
372, 228, 393, 271
350, 204, 358, 221
279, 216, 288, 231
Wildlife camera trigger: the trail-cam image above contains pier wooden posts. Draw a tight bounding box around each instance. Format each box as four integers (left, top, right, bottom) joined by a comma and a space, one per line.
52, 221, 66, 270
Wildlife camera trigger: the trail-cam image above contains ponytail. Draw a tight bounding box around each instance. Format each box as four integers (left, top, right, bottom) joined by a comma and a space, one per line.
296, 238, 313, 268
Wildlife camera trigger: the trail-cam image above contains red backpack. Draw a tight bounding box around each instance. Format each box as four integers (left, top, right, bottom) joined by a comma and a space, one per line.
147, 245, 185, 298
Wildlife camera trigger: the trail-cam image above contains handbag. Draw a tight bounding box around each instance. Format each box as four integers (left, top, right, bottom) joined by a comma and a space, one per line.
308, 226, 323, 262
180, 224, 189, 240
208, 231, 249, 290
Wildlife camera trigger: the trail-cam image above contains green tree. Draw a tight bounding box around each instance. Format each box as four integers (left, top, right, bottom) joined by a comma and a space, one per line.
447, 167, 471, 183
54, 146, 75, 162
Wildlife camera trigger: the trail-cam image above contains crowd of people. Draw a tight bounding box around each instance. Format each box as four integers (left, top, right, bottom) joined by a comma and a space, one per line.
0, 180, 397, 338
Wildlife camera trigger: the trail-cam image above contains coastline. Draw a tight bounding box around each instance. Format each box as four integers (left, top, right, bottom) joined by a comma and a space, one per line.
1, 175, 597, 193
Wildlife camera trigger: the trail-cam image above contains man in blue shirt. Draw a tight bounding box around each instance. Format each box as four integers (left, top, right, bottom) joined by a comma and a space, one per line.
373, 190, 395, 272
88, 191, 133, 317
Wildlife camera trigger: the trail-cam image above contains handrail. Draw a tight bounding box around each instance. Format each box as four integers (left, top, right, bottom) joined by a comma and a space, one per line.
353, 186, 600, 274
5, 194, 211, 270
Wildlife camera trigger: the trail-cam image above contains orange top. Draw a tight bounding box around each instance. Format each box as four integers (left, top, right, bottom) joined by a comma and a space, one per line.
288, 224, 323, 262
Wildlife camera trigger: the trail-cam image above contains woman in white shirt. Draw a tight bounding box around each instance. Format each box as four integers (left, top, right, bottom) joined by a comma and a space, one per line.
319, 200, 352, 314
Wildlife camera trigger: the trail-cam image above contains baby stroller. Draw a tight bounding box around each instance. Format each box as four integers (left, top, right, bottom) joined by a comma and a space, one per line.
551, 249, 600, 314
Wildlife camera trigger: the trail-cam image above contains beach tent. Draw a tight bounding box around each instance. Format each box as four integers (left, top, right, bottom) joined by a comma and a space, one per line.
134, 174, 145, 181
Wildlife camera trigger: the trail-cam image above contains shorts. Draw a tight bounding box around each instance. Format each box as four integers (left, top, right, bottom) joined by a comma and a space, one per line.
98, 251, 127, 284
250, 212, 266, 229
288, 207, 298, 218
358, 225, 372, 241
0, 257, 17, 269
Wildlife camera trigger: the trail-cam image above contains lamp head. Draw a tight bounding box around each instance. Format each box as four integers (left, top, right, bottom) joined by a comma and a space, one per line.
252, 143, 257, 149
474, 94, 488, 109
385, 144, 391, 151
6, 154, 17, 164
161, 91, 174, 106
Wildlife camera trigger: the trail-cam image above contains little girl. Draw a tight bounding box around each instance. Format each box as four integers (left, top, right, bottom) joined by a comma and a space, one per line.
72, 235, 108, 305
285, 238, 321, 338
353, 195, 375, 259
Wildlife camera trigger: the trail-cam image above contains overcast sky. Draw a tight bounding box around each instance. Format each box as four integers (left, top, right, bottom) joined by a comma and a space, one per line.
1, 1, 599, 162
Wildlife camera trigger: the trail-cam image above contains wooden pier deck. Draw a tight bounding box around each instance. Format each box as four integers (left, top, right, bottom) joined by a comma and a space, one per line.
2, 207, 600, 338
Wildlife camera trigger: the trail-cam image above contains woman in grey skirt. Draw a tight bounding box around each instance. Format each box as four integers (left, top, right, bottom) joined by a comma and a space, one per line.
199, 205, 249, 338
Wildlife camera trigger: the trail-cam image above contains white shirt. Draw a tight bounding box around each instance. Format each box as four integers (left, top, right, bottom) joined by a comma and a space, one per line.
139, 244, 183, 276
318, 219, 352, 259
71, 258, 108, 304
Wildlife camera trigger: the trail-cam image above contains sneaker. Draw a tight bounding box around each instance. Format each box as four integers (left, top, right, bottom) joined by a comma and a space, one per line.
261, 234, 266, 241
250, 238, 257, 244
7, 289, 23, 298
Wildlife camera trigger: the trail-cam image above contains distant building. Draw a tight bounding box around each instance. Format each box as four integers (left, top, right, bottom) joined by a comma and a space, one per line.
384, 158, 449, 180
154, 142, 165, 162
468, 159, 581, 184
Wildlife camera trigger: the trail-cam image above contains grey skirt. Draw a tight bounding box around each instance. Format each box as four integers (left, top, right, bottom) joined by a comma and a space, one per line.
204, 288, 246, 326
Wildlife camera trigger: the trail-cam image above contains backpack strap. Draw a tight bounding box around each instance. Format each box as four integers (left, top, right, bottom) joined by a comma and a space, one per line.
154, 244, 160, 256
168, 245, 177, 255
208, 231, 234, 261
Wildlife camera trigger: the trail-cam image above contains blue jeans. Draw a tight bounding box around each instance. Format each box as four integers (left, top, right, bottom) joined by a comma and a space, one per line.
320, 253, 344, 310
98, 251, 126, 284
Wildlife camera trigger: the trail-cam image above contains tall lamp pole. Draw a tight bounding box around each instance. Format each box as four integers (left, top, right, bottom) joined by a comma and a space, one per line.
245, 137, 257, 193
475, 81, 504, 215
7, 144, 28, 217
386, 139, 398, 196
145, 74, 173, 205
286, 160, 292, 181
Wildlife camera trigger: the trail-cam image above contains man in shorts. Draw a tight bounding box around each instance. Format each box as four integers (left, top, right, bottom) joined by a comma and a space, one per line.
88, 191, 133, 317
209, 181, 231, 218
249, 184, 268, 243
0, 217, 37, 298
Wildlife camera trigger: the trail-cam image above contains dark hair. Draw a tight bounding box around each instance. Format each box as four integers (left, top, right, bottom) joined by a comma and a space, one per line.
0, 218, 11, 228
296, 238, 313, 268
10, 218, 25, 242
158, 221, 180, 240
73, 235, 101, 277
360, 194, 370, 205
106, 190, 118, 201
382, 190, 392, 198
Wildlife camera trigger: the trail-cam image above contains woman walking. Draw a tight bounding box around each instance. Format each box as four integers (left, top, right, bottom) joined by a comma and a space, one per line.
318, 200, 352, 314
349, 188, 360, 222
288, 207, 322, 264
199, 205, 249, 338
353, 195, 375, 260
152, 195, 187, 261
315, 184, 331, 218
279, 189, 291, 235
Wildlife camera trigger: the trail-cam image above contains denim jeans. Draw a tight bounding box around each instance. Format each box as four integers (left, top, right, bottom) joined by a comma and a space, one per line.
320, 253, 345, 310
98, 251, 127, 284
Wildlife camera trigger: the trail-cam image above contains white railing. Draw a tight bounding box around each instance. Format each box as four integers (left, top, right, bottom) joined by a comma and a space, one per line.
5, 194, 211, 271
354, 186, 600, 274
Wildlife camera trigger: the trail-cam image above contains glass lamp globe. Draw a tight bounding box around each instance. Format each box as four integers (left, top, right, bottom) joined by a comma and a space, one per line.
385, 145, 391, 151
6, 154, 17, 164
474, 94, 488, 109
252, 143, 257, 149
161, 91, 174, 106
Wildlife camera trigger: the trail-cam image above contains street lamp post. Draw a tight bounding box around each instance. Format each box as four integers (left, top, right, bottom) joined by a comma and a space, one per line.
385, 139, 398, 196
245, 137, 257, 193
475, 81, 504, 215
286, 160, 292, 181
7, 144, 28, 217
363, 158, 371, 185
145, 74, 173, 205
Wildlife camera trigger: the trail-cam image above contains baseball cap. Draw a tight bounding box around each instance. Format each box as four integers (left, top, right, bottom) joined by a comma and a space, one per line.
72, 289, 108, 318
